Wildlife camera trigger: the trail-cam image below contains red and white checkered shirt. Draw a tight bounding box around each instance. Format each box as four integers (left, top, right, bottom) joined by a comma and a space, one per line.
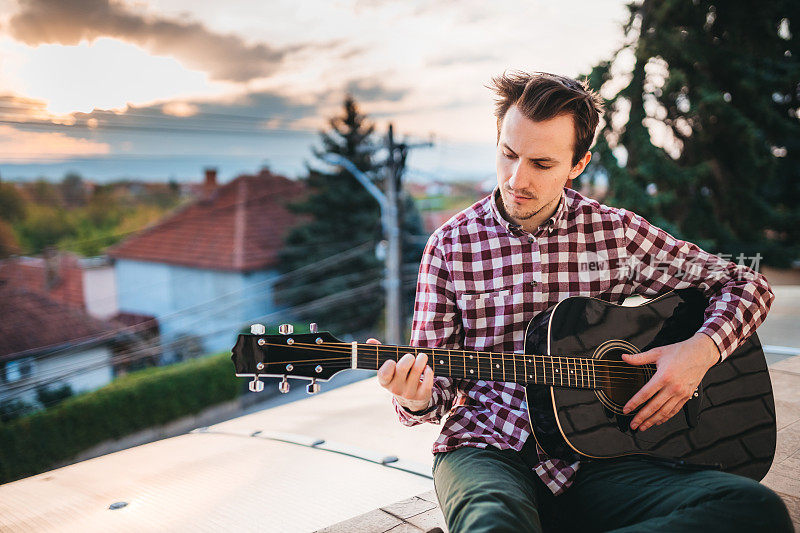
394, 185, 774, 495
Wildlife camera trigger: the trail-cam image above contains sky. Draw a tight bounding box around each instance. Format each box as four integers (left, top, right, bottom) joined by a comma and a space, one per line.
0, 0, 630, 184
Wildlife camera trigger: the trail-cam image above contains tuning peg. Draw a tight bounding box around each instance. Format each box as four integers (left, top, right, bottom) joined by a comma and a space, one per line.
279, 376, 290, 394
250, 324, 266, 335
307, 379, 320, 395
309, 323, 318, 333
278, 323, 294, 335
249, 376, 264, 393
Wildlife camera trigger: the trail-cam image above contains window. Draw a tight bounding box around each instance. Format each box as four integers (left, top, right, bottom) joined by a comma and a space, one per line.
3, 357, 35, 383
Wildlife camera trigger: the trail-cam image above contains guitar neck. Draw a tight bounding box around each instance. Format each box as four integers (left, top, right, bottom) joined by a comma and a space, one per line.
351, 343, 598, 390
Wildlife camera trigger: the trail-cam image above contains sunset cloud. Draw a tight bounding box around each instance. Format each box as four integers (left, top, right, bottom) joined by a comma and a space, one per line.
7, 0, 331, 83
0, 124, 110, 161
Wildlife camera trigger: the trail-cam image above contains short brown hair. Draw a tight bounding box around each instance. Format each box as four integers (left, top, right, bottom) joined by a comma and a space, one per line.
486, 70, 604, 167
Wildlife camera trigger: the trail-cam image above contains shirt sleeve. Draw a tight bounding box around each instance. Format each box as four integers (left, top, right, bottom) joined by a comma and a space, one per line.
618, 208, 774, 362
393, 233, 462, 426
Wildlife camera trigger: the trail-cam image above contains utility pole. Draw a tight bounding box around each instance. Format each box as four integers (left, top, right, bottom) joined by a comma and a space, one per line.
384, 124, 401, 346
322, 125, 432, 346
385, 124, 433, 345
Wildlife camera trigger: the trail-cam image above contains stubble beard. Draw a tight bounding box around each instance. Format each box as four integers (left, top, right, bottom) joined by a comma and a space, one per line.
500, 189, 555, 221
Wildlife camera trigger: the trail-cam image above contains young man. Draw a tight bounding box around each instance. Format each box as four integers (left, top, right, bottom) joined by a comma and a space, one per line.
371, 71, 792, 532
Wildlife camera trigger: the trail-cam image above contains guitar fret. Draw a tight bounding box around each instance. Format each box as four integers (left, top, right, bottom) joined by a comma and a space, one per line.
580, 358, 585, 388
448, 349, 452, 378
362, 344, 600, 389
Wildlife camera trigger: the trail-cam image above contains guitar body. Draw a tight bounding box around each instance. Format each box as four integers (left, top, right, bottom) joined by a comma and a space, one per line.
524, 288, 777, 481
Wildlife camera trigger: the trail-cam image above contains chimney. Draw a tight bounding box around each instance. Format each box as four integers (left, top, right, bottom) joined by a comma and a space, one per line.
43, 246, 61, 290
203, 167, 217, 197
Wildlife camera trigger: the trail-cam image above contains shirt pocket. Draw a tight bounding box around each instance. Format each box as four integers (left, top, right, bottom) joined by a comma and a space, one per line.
456, 285, 531, 353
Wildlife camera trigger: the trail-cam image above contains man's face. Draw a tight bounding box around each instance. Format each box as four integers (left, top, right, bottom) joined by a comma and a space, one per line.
495, 105, 589, 224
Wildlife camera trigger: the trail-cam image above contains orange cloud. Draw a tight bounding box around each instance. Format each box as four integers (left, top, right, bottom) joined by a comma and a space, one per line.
0, 124, 110, 162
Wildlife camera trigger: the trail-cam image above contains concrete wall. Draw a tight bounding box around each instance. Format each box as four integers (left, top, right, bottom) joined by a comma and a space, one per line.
82, 264, 118, 320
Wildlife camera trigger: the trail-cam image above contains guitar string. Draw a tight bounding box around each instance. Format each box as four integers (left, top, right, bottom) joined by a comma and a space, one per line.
247, 341, 652, 381
264, 340, 654, 376
253, 341, 653, 379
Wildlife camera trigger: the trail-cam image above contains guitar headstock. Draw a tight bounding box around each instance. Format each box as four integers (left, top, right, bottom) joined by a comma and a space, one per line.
231, 323, 353, 394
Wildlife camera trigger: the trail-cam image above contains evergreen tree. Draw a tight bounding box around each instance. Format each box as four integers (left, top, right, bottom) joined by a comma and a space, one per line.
583, 0, 800, 265
275, 96, 425, 337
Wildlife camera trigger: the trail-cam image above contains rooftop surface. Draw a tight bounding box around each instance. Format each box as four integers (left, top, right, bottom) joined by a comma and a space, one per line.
0, 286, 798, 531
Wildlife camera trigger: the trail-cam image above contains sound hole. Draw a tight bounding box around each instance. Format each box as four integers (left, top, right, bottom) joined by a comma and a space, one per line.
594, 342, 655, 414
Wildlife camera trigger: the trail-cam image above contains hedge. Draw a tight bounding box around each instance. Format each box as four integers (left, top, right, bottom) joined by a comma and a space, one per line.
0, 352, 240, 484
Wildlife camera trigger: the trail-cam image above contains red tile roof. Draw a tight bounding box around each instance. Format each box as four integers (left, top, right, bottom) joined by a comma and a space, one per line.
108, 169, 308, 271
0, 253, 85, 310
0, 281, 119, 361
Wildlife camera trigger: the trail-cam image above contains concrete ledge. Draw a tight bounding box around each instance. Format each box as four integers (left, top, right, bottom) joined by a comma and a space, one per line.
53, 398, 243, 469
316, 490, 447, 533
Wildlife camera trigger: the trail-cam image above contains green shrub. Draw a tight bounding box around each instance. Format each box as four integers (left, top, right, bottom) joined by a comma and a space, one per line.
0, 352, 240, 483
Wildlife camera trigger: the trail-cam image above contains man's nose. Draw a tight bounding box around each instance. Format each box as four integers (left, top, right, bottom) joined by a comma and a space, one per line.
507, 162, 527, 189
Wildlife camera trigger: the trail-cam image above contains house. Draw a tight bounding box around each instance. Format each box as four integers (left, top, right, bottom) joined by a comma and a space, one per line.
0, 281, 125, 407
0, 251, 119, 321
108, 167, 307, 362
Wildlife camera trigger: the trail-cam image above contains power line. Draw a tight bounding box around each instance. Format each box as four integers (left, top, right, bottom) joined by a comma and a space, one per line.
1, 271, 422, 401
0, 240, 382, 364
0, 118, 321, 137
0, 276, 395, 400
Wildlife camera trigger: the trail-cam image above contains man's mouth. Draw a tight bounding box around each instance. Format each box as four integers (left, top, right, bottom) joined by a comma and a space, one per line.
508, 191, 533, 201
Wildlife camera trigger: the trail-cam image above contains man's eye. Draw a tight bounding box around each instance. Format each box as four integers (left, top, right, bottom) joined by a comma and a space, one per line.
503, 151, 516, 159
534, 163, 551, 170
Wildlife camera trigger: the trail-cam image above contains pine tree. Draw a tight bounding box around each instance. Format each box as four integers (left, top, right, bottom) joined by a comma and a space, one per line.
275, 96, 425, 337
582, 0, 800, 265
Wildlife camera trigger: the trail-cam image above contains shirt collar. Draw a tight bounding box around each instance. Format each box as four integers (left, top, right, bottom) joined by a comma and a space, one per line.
488, 185, 569, 238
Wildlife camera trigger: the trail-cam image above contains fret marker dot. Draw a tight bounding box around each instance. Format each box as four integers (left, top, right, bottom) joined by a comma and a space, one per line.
440, 360, 444, 365
495, 364, 500, 369
470, 369, 474, 374
556, 369, 559, 372
470, 355, 473, 359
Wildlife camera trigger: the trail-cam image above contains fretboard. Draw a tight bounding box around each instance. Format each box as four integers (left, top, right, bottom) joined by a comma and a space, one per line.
353, 343, 598, 389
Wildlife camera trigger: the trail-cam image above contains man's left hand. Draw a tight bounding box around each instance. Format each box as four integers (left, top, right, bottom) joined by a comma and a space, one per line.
621, 332, 720, 431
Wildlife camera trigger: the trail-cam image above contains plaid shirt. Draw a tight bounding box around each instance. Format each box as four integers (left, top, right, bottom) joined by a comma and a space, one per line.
393, 185, 774, 496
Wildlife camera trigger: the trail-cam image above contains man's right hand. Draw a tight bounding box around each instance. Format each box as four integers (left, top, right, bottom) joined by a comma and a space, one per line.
368, 337, 434, 412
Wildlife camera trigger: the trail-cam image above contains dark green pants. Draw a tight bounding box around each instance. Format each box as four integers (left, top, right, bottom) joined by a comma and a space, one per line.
432, 445, 792, 533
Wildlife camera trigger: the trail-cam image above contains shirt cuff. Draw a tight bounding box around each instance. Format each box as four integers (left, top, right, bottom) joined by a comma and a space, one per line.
401, 400, 436, 416
696, 319, 733, 363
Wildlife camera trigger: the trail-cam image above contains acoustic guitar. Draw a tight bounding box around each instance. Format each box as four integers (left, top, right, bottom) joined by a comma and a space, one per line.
230, 288, 776, 481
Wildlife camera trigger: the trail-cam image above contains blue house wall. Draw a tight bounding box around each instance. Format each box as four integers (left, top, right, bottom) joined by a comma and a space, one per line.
115, 259, 279, 361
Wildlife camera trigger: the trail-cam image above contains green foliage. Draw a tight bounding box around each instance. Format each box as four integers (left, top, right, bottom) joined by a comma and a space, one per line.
585, 0, 800, 266
7, 172, 183, 256
0, 352, 240, 484
0, 182, 26, 223
35, 383, 73, 409
0, 398, 37, 424
14, 205, 76, 254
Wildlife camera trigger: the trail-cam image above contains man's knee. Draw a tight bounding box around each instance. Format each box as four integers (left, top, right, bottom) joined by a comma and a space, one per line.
733, 482, 793, 532
433, 447, 544, 533
704, 475, 792, 532
444, 487, 543, 533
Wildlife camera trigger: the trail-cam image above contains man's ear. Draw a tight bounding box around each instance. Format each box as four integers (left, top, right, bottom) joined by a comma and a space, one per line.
569, 151, 593, 180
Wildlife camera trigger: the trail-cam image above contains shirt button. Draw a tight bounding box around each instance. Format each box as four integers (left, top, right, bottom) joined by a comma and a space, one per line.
530, 281, 538, 287
527, 235, 534, 243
